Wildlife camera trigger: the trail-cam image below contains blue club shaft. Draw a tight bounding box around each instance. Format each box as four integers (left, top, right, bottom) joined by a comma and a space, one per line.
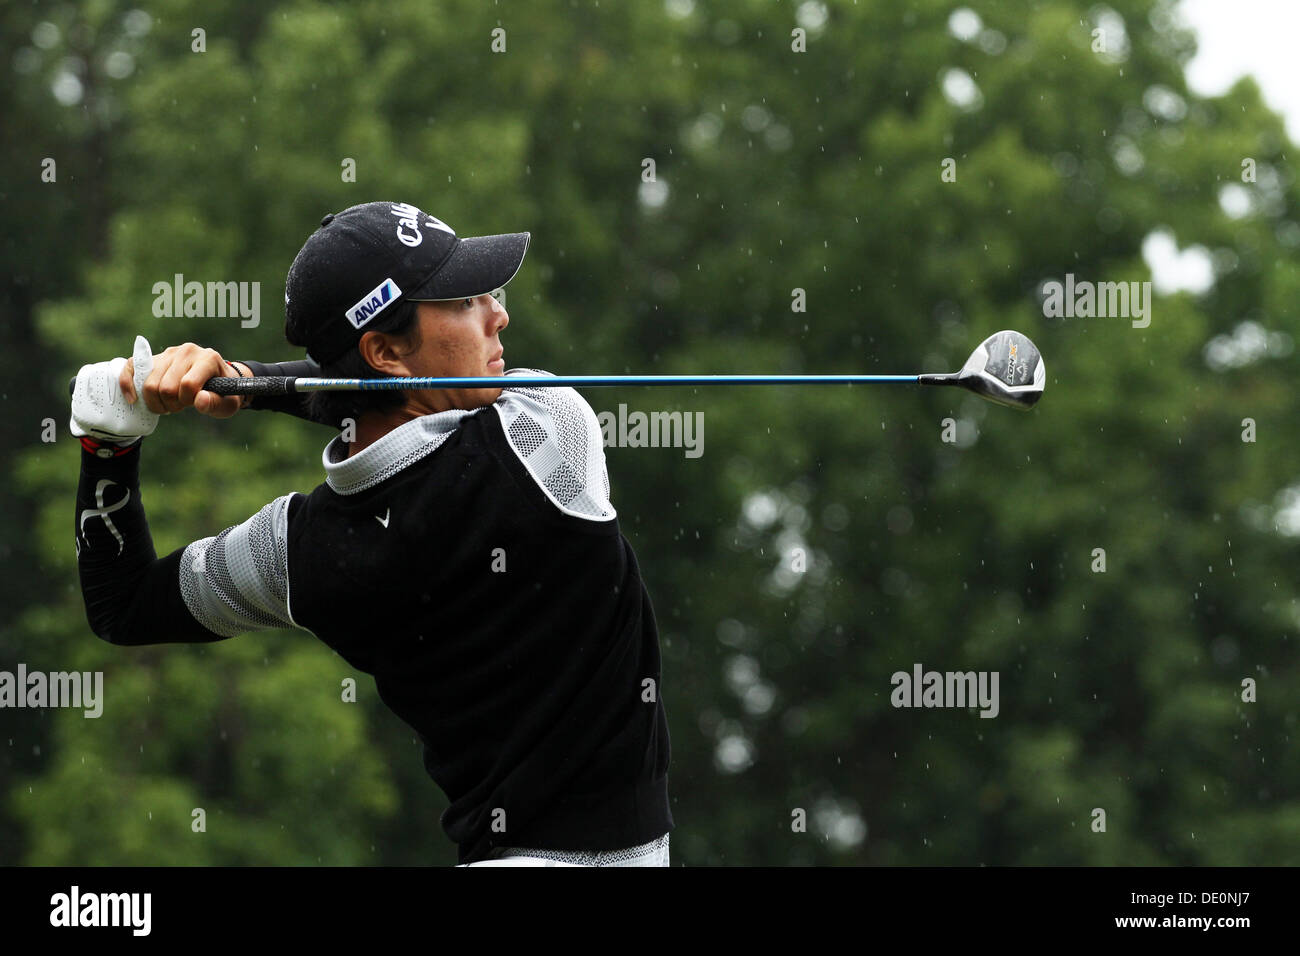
295, 374, 921, 391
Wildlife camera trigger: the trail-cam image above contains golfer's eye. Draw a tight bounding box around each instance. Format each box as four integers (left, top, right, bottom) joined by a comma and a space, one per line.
461, 298, 474, 309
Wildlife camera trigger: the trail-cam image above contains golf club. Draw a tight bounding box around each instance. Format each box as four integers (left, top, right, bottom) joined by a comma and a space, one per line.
77, 330, 1046, 411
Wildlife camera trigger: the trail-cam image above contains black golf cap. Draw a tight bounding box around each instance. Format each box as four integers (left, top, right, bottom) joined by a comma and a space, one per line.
284, 200, 529, 365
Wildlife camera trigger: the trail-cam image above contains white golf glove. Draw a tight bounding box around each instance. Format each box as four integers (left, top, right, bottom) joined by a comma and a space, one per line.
70, 335, 160, 443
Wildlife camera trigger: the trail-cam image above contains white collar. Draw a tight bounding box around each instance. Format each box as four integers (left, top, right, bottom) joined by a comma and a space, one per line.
322, 407, 478, 495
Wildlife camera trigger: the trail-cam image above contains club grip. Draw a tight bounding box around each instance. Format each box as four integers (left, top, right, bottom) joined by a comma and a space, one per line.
203, 375, 296, 397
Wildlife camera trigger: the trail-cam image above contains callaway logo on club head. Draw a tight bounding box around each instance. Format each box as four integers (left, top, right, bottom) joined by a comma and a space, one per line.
983, 336, 1031, 386
390, 202, 454, 248
1004, 341, 1027, 384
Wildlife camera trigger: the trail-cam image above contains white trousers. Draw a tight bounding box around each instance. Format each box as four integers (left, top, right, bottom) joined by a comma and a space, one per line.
460, 832, 670, 866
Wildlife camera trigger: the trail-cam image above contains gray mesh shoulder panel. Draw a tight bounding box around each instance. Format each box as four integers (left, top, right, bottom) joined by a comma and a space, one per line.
494, 369, 616, 521
178, 493, 298, 637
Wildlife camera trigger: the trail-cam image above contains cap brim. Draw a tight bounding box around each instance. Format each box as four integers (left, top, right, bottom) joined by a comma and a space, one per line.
407, 232, 530, 301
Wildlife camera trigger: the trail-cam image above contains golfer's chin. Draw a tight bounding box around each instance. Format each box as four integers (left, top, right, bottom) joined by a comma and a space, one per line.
480, 360, 506, 402
435, 363, 504, 411
459, 385, 504, 410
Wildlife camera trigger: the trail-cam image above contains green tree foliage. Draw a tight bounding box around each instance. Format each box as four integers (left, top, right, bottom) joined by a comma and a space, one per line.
3, 0, 1297, 864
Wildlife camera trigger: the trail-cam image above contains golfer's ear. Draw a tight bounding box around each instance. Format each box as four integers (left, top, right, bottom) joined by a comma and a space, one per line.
358, 330, 412, 377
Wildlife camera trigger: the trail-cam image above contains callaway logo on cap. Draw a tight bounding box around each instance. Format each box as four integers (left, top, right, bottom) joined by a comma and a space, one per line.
284, 201, 529, 365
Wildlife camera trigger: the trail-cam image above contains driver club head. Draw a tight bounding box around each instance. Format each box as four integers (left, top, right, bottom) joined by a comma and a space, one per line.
920, 330, 1045, 410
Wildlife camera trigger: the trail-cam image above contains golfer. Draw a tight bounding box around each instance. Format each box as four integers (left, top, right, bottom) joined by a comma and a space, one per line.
69, 200, 673, 866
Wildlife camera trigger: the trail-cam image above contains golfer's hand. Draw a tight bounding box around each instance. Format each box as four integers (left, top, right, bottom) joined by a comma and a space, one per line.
120, 342, 246, 417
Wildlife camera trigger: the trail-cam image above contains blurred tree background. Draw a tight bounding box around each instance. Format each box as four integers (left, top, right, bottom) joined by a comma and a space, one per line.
1, 0, 1297, 865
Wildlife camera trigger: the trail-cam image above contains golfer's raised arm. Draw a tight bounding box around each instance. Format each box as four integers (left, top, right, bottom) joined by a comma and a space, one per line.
71, 338, 301, 645
74, 439, 299, 645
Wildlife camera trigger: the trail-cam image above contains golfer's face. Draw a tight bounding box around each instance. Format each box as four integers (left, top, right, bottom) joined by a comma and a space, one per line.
411, 294, 509, 411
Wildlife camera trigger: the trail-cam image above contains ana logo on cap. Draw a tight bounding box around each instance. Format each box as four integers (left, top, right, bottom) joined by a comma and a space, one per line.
346, 277, 403, 329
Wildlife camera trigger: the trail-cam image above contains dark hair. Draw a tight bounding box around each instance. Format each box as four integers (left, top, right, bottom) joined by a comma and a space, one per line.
307, 299, 423, 428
